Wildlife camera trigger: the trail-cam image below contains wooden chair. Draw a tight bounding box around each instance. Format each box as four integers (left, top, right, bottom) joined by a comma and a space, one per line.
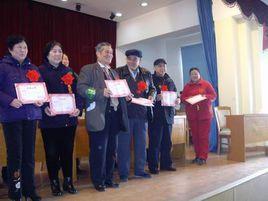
214, 106, 232, 154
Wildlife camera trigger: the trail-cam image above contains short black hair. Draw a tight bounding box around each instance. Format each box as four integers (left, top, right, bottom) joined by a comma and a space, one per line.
43, 41, 63, 62
7, 35, 27, 50
189, 67, 200, 74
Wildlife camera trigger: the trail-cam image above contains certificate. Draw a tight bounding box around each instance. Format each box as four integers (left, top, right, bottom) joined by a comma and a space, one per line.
185, 94, 207, 105
15, 82, 48, 104
49, 94, 76, 115
161, 91, 177, 107
105, 79, 131, 98
131, 97, 154, 107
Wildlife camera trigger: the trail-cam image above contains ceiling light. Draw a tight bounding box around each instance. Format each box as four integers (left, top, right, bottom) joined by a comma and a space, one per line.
115, 12, 122, 17
61, 0, 68, 2
141, 2, 148, 7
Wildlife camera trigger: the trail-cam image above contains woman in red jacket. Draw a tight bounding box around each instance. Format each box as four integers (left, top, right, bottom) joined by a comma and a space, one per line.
181, 67, 217, 165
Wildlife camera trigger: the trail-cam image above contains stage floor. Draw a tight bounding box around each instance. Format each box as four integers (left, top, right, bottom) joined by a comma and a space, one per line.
1, 148, 268, 201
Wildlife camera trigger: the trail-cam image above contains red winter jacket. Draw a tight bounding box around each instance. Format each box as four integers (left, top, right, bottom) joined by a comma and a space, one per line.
181, 79, 217, 121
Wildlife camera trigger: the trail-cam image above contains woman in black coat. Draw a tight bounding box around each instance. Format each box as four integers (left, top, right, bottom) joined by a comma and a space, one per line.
39, 41, 83, 196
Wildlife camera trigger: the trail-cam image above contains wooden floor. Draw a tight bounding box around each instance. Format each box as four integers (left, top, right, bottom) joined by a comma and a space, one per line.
1, 148, 268, 201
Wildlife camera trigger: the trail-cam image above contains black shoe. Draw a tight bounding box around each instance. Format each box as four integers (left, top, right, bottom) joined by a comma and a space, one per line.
134, 172, 151, 179
191, 157, 199, 164
50, 179, 63, 196
149, 169, 159, 174
105, 181, 119, 188
63, 177, 78, 194
94, 184, 105, 192
197, 159, 206, 165
24, 192, 42, 201
161, 167, 177, 171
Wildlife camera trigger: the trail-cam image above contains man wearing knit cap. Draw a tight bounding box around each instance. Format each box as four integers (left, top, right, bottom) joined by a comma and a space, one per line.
116, 49, 156, 182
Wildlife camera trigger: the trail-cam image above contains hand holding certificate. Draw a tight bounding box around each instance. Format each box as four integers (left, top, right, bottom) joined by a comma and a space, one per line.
15, 82, 48, 104
185, 94, 207, 105
131, 97, 154, 107
105, 79, 131, 98
161, 91, 177, 107
49, 94, 76, 115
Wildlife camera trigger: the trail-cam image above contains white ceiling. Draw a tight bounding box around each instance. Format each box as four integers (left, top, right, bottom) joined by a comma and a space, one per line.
33, 0, 182, 22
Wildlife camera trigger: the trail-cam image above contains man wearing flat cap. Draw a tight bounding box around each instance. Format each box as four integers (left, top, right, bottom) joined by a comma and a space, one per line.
116, 49, 156, 181
148, 58, 180, 174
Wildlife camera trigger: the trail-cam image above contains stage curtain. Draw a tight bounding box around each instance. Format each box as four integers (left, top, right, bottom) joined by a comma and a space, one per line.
0, 0, 117, 72
222, 0, 268, 25
196, 0, 219, 152
222, 0, 268, 51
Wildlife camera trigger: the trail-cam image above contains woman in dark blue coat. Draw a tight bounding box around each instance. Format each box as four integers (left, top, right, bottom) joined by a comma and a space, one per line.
38, 41, 83, 196
0, 35, 43, 201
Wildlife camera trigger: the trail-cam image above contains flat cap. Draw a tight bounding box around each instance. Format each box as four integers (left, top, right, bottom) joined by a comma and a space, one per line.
125, 49, 142, 58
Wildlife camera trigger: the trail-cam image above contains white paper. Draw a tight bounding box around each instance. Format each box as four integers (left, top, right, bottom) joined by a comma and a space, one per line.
49, 94, 76, 115
105, 79, 131, 98
185, 94, 207, 105
131, 97, 154, 107
161, 91, 177, 107
15, 82, 48, 104
86, 102, 96, 111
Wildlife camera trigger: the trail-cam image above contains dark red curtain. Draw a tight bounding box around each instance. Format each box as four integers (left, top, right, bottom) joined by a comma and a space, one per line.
0, 0, 117, 72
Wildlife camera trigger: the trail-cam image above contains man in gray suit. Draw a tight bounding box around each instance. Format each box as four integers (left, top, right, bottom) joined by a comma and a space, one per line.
77, 42, 129, 192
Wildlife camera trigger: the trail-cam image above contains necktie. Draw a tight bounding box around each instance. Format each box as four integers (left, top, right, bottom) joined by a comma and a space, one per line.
103, 66, 112, 80
103, 66, 119, 111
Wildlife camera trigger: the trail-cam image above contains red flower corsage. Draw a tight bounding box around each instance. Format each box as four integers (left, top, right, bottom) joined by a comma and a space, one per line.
137, 81, 147, 94
161, 85, 168, 91
26, 70, 40, 82
61, 73, 74, 85
61, 73, 74, 93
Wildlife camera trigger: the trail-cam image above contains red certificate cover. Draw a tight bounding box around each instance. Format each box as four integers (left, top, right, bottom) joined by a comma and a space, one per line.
105, 79, 131, 98
15, 82, 48, 104
49, 94, 76, 115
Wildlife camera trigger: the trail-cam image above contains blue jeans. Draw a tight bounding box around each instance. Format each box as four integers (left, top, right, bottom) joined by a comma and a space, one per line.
117, 118, 147, 177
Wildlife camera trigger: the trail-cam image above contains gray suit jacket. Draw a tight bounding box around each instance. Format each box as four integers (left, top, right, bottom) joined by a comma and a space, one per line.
77, 62, 128, 132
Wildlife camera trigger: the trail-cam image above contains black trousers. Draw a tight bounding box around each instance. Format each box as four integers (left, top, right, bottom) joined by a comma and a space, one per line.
41, 126, 76, 181
89, 107, 120, 186
148, 120, 173, 170
2, 120, 37, 200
